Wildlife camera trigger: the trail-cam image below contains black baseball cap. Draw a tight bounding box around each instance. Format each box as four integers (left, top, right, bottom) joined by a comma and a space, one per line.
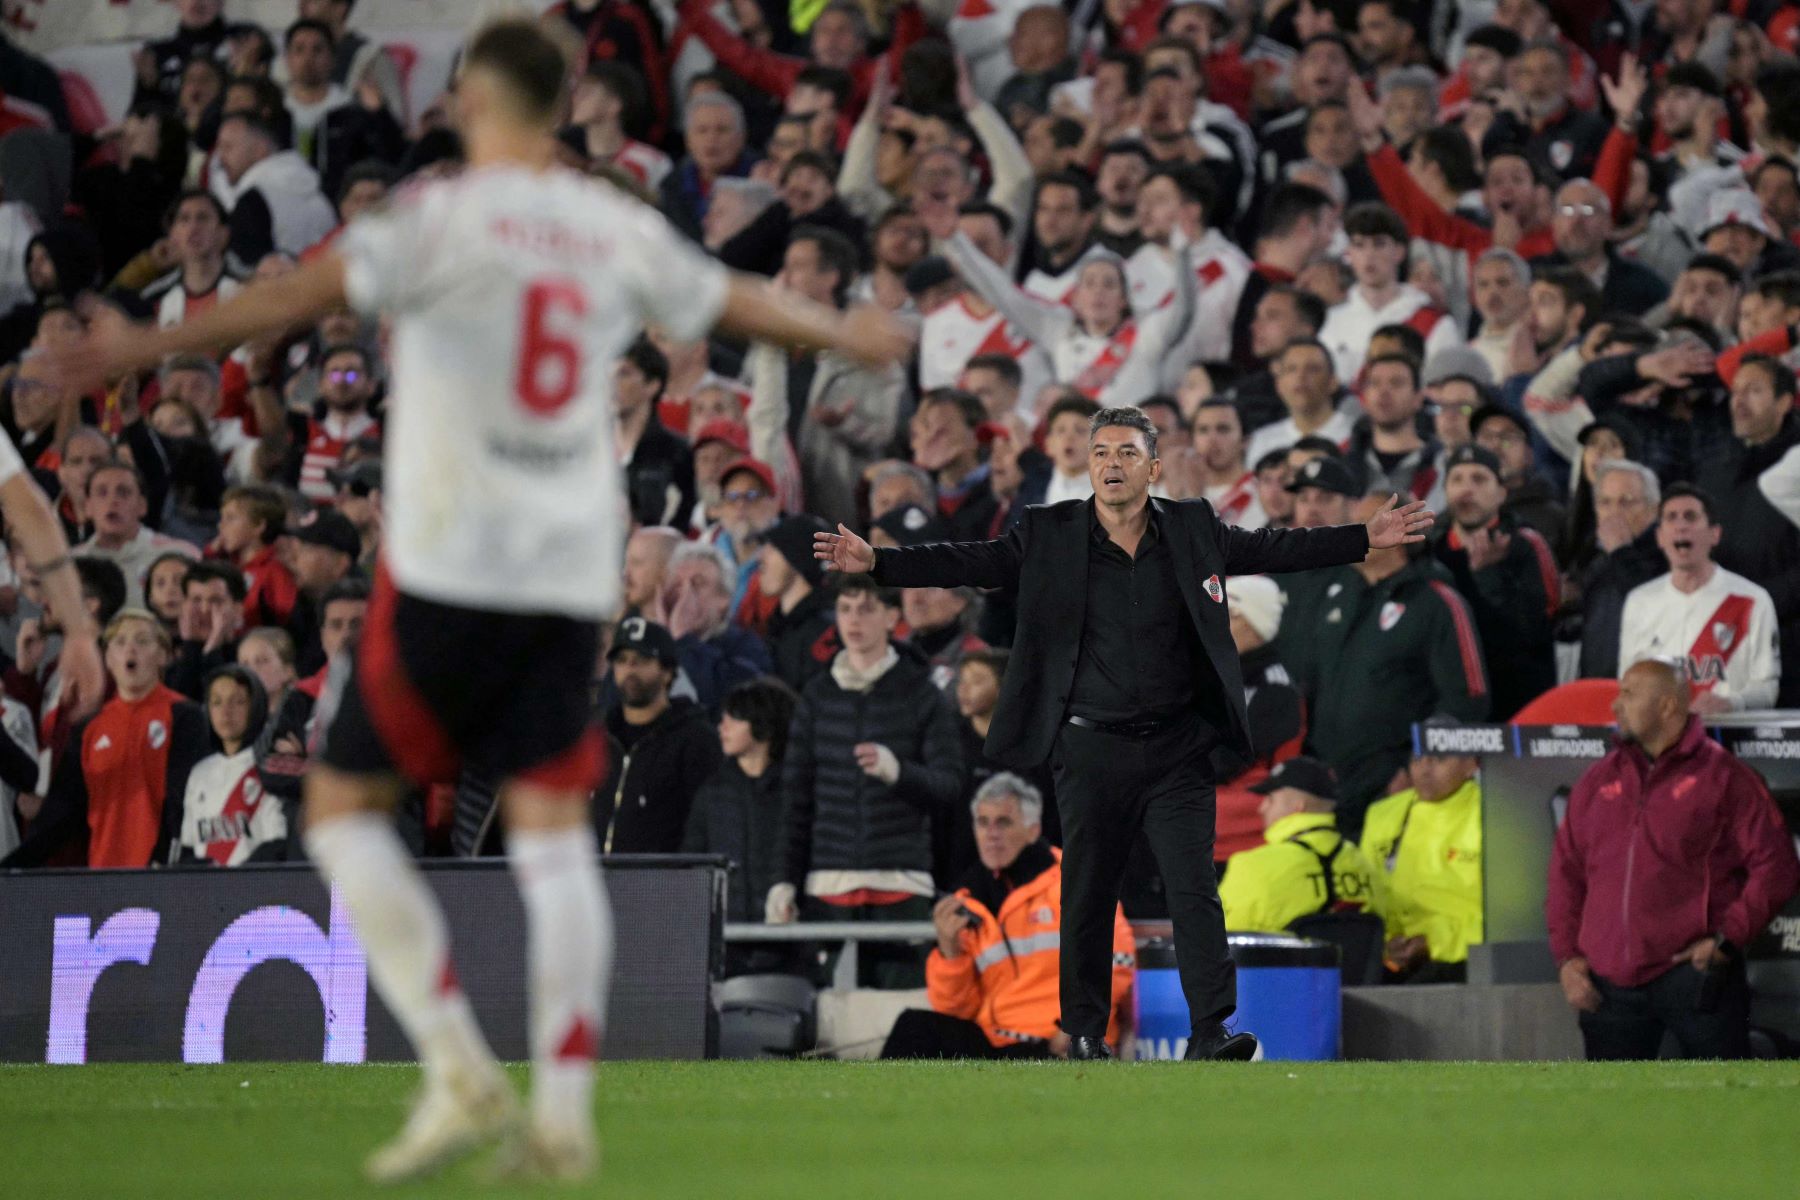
873, 503, 949, 546
1443, 443, 1503, 479
328, 458, 383, 495
1285, 455, 1359, 497
288, 508, 361, 557
608, 616, 679, 668
1469, 404, 1530, 441
904, 256, 956, 296
1249, 756, 1339, 801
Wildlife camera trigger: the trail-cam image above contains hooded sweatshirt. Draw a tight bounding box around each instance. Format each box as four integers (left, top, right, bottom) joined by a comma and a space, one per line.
215, 151, 338, 261
179, 666, 286, 865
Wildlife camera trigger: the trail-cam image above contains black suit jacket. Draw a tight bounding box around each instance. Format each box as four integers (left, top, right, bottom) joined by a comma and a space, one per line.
872, 497, 1369, 769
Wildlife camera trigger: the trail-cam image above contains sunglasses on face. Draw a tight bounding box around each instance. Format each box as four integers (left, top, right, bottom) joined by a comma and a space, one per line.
721, 488, 768, 504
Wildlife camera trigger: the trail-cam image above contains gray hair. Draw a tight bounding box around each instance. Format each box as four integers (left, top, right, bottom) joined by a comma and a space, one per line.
668, 539, 735, 593
1379, 66, 1439, 99
686, 90, 745, 136
971, 772, 1044, 827
1090, 405, 1159, 459
869, 460, 937, 508
1475, 246, 1531, 285
1594, 458, 1659, 507
712, 176, 778, 220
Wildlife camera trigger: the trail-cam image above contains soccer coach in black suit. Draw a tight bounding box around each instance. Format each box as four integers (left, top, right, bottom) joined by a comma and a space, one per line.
816, 407, 1434, 1060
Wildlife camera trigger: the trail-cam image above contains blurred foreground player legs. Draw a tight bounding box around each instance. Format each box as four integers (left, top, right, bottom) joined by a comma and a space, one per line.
51, 17, 910, 1185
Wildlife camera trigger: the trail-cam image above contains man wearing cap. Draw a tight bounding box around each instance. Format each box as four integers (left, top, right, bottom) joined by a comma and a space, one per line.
1360, 719, 1483, 982
688, 419, 753, 536
817, 406, 1436, 1059
1285, 454, 1358, 530
1423, 347, 1493, 454
285, 507, 363, 675
712, 457, 784, 624
1696, 189, 1800, 278
598, 617, 722, 854
328, 458, 381, 567
1219, 756, 1382, 935
757, 514, 839, 691
1210, 573, 1304, 861
1472, 405, 1566, 542
1432, 443, 1559, 719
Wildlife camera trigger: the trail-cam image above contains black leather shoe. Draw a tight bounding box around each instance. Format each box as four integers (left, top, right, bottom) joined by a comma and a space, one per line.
1068, 1036, 1113, 1061
1184, 1023, 1258, 1061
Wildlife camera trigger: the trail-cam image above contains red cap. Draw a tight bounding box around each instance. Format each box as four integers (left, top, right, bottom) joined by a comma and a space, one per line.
718, 456, 778, 499
692, 419, 751, 454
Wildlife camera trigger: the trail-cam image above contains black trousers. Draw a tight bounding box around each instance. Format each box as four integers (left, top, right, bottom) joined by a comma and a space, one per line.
879, 1009, 1052, 1059
1580, 959, 1751, 1060
1052, 718, 1231, 1039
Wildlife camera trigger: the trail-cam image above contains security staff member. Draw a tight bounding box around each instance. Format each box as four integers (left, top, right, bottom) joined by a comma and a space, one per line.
817, 407, 1434, 1061
1361, 721, 1483, 982
1277, 493, 1491, 839
1219, 756, 1382, 933
882, 773, 1135, 1059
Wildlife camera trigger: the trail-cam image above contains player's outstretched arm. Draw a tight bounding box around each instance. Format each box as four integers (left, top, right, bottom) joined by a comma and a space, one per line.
716, 275, 913, 368
55, 254, 351, 394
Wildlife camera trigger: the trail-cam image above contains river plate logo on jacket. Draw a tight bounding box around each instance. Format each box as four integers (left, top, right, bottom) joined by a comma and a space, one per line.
1379, 601, 1405, 632
1203, 574, 1224, 604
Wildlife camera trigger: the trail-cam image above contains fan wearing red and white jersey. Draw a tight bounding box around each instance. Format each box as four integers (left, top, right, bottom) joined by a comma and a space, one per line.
918, 203, 1053, 405
51, 18, 912, 1187
1618, 487, 1780, 713
935, 192, 1198, 405
178, 666, 286, 866
1319, 203, 1461, 384
1125, 165, 1251, 380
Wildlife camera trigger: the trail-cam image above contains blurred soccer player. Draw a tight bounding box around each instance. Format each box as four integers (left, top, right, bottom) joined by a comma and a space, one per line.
54, 17, 909, 1184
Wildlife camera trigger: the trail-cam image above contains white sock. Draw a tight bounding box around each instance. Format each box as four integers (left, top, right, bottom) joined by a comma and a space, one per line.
304, 812, 496, 1087
508, 825, 612, 1136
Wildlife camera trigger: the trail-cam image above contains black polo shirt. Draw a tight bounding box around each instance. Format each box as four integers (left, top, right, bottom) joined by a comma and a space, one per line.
1069, 504, 1200, 723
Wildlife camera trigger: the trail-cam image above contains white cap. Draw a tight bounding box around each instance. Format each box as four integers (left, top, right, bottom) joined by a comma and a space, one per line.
1226, 574, 1285, 643
1701, 189, 1775, 241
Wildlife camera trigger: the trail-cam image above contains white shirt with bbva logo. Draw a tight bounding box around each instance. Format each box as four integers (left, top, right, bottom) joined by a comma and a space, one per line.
1618, 567, 1780, 711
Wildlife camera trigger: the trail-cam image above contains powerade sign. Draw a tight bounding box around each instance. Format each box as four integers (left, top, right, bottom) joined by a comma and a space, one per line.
1413, 723, 1511, 757
0, 859, 722, 1063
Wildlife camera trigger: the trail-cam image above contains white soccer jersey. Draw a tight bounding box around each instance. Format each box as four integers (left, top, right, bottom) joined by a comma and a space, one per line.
1203, 471, 1267, 529
1242, 409, 1358, 471
337, 168, 728, 617
1125, 232, 1252, 374
1320, 284, 1461, 383
919, 295, 1053, 402
1617, 567, 1780, 710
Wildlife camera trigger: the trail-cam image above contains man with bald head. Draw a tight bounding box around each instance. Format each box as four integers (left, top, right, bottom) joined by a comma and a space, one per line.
1533, 178, 1669, 314
1548, 658, 1799, 1059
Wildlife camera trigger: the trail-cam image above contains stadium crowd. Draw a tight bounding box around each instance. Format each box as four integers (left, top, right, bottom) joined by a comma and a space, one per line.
0, 0, 1797, 1043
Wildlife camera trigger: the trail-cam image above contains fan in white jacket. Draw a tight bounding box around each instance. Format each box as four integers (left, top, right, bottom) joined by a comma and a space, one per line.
179, 666, 289, 866
941, 230, 1198, 405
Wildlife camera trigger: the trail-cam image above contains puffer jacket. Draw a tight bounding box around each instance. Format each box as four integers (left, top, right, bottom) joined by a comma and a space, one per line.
682, 757, 785, 923
779, 650, 964, 882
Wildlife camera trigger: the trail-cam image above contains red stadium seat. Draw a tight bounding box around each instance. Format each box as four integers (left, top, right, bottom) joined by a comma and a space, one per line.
1509, 679, 1621, 726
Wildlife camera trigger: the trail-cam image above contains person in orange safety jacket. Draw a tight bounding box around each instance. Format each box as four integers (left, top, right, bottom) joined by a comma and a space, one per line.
882, 772, 1135, 1058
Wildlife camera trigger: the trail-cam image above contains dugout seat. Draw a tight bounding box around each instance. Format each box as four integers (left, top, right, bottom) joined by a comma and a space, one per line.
1288, 911, 1386, 986
716, 974, 818, 1059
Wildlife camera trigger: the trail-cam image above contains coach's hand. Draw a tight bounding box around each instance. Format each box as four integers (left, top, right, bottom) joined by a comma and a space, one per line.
815, 523, 875, 574
932, 895, 970, 958
1366, 494, 1435, 549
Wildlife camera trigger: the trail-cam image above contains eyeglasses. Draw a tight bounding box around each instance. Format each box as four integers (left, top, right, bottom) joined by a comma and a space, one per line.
721, 488, 768, 504
326, 369, 363, 384
1556, 203, 1602, 218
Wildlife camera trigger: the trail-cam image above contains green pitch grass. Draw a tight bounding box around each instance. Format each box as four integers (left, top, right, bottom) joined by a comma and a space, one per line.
2, 1060, 1795, 1199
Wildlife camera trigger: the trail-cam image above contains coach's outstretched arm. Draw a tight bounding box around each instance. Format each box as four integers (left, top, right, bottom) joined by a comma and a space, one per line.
814, 522, 1026, 592
715, 276, 913, 367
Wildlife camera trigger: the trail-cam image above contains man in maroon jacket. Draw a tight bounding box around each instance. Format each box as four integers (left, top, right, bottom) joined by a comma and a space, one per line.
1548, 657, 1799, 1059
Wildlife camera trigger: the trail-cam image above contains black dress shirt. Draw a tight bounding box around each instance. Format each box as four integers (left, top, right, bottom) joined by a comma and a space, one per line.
1069, 506, 1200, 723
